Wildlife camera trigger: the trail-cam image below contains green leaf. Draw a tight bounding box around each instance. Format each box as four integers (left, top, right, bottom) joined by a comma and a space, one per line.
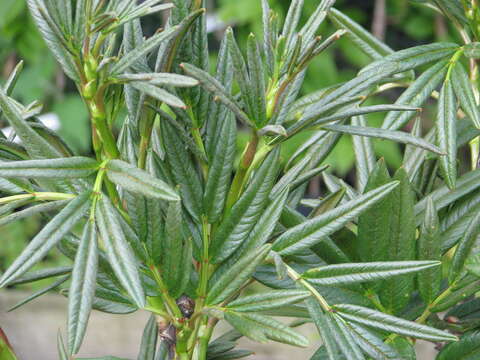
27, 0, 79, 81
160, 119, 203, 221
68, 221, 98, 355
364, 43, 459, 73
57, 331, 68, 360
437, 331, 480, 360
382, 60, 449, 130
328, 8, 393, 60
282, 0, 303, 50
347, 322, 400, 359
224, 311, 308, 347
464, 42, 480, 59
8, 275, 69, 312
204, 114, 236, 223
323, 124, 443, 154
138, 315, 158, 360
379, 168, 416, 314
351, 116, 375, 191
106, 159, 179, 202
303, 261, 440, 286
115, 73, 198, 87
272, 181, 399, 255
330, 315, 365, 360
333, 304, 457, 342
0, 200, 68, 227
417, 197, 442, 304
206, 244, 271, 305
227, 289, 310, 312
111, 26, 179, 74
452, 63, 480, 129
437, 79, 457, 189
96, 196, 145, 308
210, 148, 280, 263
8, 265, 71, 286
181, 62, 251, 126
0, 157, 99, 178
431, 278, 480, 312
129, 82, 187, 108
449, 211, 480, 282
0, 191, 91, 287
246, 34, 267, 127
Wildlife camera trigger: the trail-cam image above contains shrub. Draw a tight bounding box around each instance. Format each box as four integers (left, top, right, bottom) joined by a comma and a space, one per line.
1, 0, 480, 359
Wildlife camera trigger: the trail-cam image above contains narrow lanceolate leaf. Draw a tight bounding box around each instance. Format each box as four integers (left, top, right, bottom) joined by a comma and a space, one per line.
323, 124, 443, 154
181, 62, 251, 126
129, 82, 187, 108
272, 181, 399, 255
437, 331, 480, 360
111, 26, 178, 74
0, 192, 90, 287
137, 316, 158, 360
115, 73, 198, 87
333, 304, 457, 342
382, 60, 449, 130
68, 221, 98, 355
210, 149, 280, 263
352, 116, 375, 191
57, 331, 69, 360
0, 200, 68, 227
282, 0, 304, 49
347, 322, 400, 360
302, 261, 440, 286
464, 42, 480, 58
449, 211, 480, 283
204, 115, 236, 223
106, 159, 179, 202
206, 244, 271, 305
330, 315, 365, 360
162, 201, 184, 295
380, 168, 416, 314
0, 88, 61, 159
0, 157, 99, 178
227, 290, 310, 312
328, 8, 393, 60
437, 79, 457, 189
224, 311, 308, 347
246, 34, 267, 127
417, 197, 442, 304
363, 43, 460, 73
96, 196, 145, 308
27, 0, 79, 81
160, 119, 203, 221
452, 63, 480, 129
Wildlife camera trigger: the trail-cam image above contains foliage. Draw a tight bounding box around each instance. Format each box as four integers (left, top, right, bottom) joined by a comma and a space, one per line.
2, 0, 480, 359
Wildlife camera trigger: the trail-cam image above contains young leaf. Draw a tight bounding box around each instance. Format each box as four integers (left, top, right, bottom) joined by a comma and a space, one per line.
328, 8, 393, 60
96, 196, 145, 308
106, 159, 179, 202
382, 60, 449, 130
0, 157, 99, 178
322, 124, 443, 154
68, 221, 98, 355
129, 82, 187, 108
449, 211, 480, 282
246, 34, 267, 127
227, 290, 310, 312
437, 331, 480, 360
206, 244, 271, 305
452, 62, 480, 129
417, 197, 442, 304
204, 115, 236, 223
302, 261, 440, 286
436, 79, 457, 189
160, 119, 203, 221
272, 181, 399, 255
224, 311, 308, 347
137, 315, 158, 360
0, 191, 91, 287
379, 168, 416, 314
351, 116, 375, 191
162, 201, 184, 296
210, 148, 280, 263
333, 304, 457, 342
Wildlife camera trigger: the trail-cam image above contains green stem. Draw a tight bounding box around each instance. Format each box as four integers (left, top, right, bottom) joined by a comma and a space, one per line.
225, 131, 259, 210
285, 264, 331, 311
150, 264, 183, 322
416, 285, 455, 324
0, 192, 76, 205
195, 318, 217, 360
192, 127, 208, 179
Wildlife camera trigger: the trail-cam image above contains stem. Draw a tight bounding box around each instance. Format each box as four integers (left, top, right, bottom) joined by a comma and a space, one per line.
195, 318, 216, 360
0, 192, 76, 205
150, 265, 183, 321
192, 127, 208, 180
416, 285, 455, 324
225, 131, 259, 209
285, 264, 331, 311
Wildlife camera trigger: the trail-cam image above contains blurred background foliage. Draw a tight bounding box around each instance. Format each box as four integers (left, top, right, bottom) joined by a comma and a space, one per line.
0, 0, 460, 284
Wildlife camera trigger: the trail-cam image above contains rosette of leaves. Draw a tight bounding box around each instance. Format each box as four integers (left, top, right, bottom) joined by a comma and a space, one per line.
3, 0, 480, 359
